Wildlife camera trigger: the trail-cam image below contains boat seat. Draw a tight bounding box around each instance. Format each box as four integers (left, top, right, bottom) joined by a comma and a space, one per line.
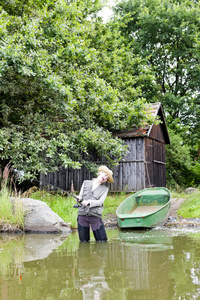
135, 195, 169, 206
129, 205, 164, 216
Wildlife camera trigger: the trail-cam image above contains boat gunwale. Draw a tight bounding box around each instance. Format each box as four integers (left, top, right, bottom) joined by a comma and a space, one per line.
116, 188, 171, 219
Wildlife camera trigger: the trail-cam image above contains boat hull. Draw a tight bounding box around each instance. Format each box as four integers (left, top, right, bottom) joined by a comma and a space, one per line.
116, 188, 171, 228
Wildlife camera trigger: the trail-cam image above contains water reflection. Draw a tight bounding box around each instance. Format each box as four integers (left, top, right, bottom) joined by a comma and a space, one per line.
0, 229, 200, 300
77, 243, 110, 299
23, 234, 70, 262
105, 229, 171, 300
118, 228, 173, 251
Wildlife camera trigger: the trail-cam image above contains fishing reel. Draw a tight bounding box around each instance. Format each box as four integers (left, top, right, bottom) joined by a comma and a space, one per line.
73, 199, 83, 208
73, 203, 81, 208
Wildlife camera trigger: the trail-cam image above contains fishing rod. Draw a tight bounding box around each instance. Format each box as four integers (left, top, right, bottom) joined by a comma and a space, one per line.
41, 183, 82, 208
63, 190, 82, 208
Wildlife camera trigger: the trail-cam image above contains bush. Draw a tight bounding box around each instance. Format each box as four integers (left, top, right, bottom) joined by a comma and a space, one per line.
166, 130, 200, 188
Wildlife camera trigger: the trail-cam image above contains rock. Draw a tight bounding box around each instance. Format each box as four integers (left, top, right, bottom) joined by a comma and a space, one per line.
17, 198, 71, 234
185, 187, 199, 194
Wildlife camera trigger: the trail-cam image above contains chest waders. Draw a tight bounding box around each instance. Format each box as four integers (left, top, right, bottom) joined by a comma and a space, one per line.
92, 220, 107, 242
78, 215, 107, 242
77, 181, 108, 242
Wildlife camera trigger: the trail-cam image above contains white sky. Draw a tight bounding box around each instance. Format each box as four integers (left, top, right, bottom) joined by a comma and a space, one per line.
98, 0, 119, 22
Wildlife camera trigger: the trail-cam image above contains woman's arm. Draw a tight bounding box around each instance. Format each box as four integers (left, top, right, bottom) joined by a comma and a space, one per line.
77, 182, 84, 201
87, 188, 108, 207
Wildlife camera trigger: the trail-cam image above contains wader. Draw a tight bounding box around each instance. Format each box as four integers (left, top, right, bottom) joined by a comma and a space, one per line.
78, 215, 107, 242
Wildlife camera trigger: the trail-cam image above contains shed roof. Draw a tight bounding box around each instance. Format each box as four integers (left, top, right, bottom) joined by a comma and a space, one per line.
115, 102, 170, 144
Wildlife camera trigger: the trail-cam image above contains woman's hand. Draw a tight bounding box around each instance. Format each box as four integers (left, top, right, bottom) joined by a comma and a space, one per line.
81, 200, 90, 206
76, 196, 82, 202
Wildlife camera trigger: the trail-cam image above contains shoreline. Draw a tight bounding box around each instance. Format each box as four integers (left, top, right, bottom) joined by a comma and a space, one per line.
1, 196, 200, 233
104, 196, 200, 229
104, 214, 200, 229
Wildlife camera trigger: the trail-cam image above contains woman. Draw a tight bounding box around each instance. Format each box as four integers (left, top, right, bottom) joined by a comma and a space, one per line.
77, 165, 114, 242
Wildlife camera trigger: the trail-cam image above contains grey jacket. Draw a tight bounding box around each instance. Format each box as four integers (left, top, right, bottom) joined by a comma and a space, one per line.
78, 180, 108, 218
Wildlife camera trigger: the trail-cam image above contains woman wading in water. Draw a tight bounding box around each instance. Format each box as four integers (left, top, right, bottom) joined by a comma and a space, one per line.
77, 165, 114, 242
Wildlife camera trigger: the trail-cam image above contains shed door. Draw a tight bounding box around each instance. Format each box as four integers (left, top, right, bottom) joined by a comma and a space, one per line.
145, 138, 166, 187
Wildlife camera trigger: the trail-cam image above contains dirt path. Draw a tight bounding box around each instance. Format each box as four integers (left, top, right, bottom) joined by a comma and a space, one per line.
169, 197, 186, 217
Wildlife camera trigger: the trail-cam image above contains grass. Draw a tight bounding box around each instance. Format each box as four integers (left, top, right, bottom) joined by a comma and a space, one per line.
102, 192, 130, 217
30, 189, 78, 228
30, 189, 128, 229
176, 190, 200, 218
0, 186, 25, 230
2, 186, 198, 230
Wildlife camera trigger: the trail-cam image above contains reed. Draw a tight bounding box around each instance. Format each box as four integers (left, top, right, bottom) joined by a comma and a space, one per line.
0, 185, 25, 229
0, 165, 25, 230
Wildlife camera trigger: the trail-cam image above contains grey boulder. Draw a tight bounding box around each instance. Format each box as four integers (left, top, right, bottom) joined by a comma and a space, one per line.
17, 198, 71, 234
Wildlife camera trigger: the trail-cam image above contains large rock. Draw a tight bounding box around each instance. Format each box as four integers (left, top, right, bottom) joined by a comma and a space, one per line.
185, 187, 199, 194
17, 198, 71, 234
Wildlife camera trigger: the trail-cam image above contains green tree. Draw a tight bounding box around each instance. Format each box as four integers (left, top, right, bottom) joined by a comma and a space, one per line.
114, 0, 200, 185
0, 0, 156, 180
165, 129, 198, 187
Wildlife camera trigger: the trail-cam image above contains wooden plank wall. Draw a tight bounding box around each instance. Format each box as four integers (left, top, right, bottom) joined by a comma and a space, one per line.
145, 138, 154, 187
40, 138, 158, 193
145, 138, 166, 188
109, 138, 145, 192
40, 165, 94, 192
153, 141, 166, 187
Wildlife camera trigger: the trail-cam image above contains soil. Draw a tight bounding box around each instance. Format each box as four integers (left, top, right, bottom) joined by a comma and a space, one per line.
0, 223, 23, 233
169, 197, 186, 218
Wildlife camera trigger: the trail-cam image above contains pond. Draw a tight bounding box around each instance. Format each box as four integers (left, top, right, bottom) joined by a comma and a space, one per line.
0, 228, 200, 300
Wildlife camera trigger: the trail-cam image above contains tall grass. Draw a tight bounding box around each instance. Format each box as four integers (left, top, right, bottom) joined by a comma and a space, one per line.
0, 185, 25, 230
0, 164, 25, 230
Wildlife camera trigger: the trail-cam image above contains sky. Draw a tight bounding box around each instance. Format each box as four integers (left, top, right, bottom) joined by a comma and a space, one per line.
97, 0, 119, 22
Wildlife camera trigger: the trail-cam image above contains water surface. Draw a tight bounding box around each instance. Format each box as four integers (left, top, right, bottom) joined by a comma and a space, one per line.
0, 228, 200, 300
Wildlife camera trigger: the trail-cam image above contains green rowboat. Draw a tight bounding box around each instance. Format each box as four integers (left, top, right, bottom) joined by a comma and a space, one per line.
116, 187, 171, 228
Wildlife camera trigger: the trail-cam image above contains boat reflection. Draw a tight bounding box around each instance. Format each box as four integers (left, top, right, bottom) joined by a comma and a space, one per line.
118, 228, 173, 251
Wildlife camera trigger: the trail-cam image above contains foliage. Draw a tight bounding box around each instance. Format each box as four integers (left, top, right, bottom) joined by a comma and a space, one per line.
114, 0, 200, 136
0, 0, 156, 180
114, 0, 200, 186
165, 129, 200, 187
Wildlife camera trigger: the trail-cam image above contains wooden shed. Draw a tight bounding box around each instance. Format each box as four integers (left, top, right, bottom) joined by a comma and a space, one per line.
40, 102, 170, 192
